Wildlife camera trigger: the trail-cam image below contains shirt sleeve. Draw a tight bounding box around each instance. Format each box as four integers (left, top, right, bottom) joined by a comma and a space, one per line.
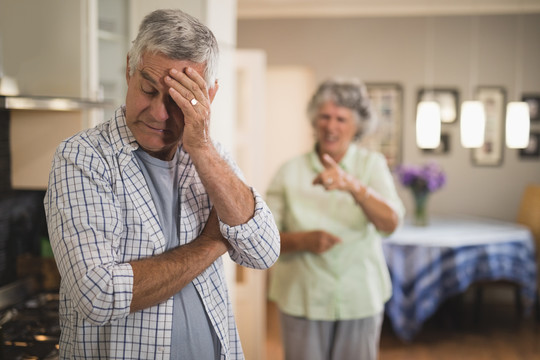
220, 187, 280, 269
44, 138, 133, 326
365, 152, 406, 235
213, 142, 280, 269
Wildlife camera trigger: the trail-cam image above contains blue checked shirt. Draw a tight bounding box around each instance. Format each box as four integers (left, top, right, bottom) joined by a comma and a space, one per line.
44, 106, 280, 359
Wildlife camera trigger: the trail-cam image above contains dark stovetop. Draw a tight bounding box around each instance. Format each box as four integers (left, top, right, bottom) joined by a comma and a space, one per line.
1, 292, 60, 360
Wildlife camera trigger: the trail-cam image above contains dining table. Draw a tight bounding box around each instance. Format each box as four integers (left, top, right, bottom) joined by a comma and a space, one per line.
382, 215, 537, 342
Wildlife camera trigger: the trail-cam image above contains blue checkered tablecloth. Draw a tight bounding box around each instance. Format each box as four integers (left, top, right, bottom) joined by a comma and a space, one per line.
383, 216, 537, 342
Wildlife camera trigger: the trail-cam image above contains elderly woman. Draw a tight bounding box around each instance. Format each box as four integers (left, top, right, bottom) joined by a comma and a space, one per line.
266, 78, 405, 360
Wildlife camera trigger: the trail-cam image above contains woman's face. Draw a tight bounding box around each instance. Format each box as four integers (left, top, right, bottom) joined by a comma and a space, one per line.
314, 101, 358, 162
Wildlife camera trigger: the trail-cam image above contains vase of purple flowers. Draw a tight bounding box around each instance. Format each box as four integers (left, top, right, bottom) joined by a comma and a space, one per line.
396, 162, 446, 226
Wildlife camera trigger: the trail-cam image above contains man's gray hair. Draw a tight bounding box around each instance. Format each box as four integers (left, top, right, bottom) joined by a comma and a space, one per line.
307, 78, 376, 141
128, 9, 219, 86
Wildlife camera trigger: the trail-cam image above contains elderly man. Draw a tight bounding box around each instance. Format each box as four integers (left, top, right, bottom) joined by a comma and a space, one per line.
45, 8, 279, 360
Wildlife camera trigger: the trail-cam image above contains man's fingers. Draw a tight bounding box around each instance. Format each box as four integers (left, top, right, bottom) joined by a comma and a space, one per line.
167, 67, 209, 111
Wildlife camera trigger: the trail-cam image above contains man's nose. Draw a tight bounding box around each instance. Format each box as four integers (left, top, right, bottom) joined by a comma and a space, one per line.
151, 98, 169, 121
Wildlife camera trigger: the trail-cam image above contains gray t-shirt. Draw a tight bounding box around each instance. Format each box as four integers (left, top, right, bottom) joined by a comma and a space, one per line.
134, 148, 221, 360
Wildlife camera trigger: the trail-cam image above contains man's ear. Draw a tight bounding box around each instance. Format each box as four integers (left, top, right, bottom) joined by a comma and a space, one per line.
208, 79, 219, 103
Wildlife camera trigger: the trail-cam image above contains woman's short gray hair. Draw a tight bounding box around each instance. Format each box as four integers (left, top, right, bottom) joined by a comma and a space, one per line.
128, 9, 219, 87
307, 78, 376, 141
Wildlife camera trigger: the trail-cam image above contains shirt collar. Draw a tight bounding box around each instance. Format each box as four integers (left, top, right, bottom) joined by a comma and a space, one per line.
109, 105, 139, 153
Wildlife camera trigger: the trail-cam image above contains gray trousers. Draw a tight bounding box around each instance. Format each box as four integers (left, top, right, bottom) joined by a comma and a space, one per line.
280, 311, 383, 360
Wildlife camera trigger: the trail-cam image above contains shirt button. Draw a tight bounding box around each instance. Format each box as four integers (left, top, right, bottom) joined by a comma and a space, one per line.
157, 347, 165, 352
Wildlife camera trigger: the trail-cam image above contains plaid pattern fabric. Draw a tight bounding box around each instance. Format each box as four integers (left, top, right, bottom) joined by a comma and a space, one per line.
44, 106, 280, 359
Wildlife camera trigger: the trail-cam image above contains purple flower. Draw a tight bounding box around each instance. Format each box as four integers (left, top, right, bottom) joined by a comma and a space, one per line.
396, 162, 446, 194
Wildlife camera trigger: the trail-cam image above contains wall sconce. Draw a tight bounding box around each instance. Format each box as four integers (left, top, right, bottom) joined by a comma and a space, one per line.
506, 101, 530, 148
460, 101, 486, 148
416, 101, 441, 149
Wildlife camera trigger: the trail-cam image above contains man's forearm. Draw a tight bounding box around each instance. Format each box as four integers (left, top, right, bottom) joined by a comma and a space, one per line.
130, 235, 227, 312
190, 146, 255, 226
129, 210, 228, 312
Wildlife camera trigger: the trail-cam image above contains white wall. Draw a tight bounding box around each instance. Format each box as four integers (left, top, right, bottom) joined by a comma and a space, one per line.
262, 66, 315, 194
237, 14, 540, 222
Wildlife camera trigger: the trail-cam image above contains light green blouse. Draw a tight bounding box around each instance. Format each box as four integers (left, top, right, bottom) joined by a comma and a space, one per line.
266, 145, 405, 321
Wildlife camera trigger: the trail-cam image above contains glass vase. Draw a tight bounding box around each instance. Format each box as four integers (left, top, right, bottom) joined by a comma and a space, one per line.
413, 192, 429, 226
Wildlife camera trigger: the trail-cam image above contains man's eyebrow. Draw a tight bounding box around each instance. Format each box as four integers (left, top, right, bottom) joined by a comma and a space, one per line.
139, 69, 158, 85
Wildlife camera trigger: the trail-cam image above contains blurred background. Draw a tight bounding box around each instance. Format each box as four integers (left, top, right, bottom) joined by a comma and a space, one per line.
0, 0, 539, 359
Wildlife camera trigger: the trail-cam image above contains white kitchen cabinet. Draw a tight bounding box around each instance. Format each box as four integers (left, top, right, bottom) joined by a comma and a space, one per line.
97, 0, 130, 122
0, 0, 92, 189
0, 0, 90, 99
0, 0, 127, 189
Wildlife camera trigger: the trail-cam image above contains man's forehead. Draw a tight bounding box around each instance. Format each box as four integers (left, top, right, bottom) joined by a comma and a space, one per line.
138, 67, 163, 85
137, 56, 172, 82
138, 53, 201, 77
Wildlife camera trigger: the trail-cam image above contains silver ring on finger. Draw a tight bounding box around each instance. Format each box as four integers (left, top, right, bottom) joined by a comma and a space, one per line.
191, 98, 198, 106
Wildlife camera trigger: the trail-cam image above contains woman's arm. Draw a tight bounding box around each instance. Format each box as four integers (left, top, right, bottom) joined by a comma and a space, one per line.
313, 153, 401, 233
279, 230, 341, 254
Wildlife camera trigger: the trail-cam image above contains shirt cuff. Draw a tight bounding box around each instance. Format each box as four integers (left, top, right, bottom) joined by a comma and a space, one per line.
219, 187, 269, 241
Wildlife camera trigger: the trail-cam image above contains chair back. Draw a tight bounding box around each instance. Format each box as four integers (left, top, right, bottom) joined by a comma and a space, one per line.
517, 184, 540, 258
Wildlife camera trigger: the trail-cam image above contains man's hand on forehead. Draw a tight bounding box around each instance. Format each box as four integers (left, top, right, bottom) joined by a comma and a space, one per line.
165, 66, 212, 149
